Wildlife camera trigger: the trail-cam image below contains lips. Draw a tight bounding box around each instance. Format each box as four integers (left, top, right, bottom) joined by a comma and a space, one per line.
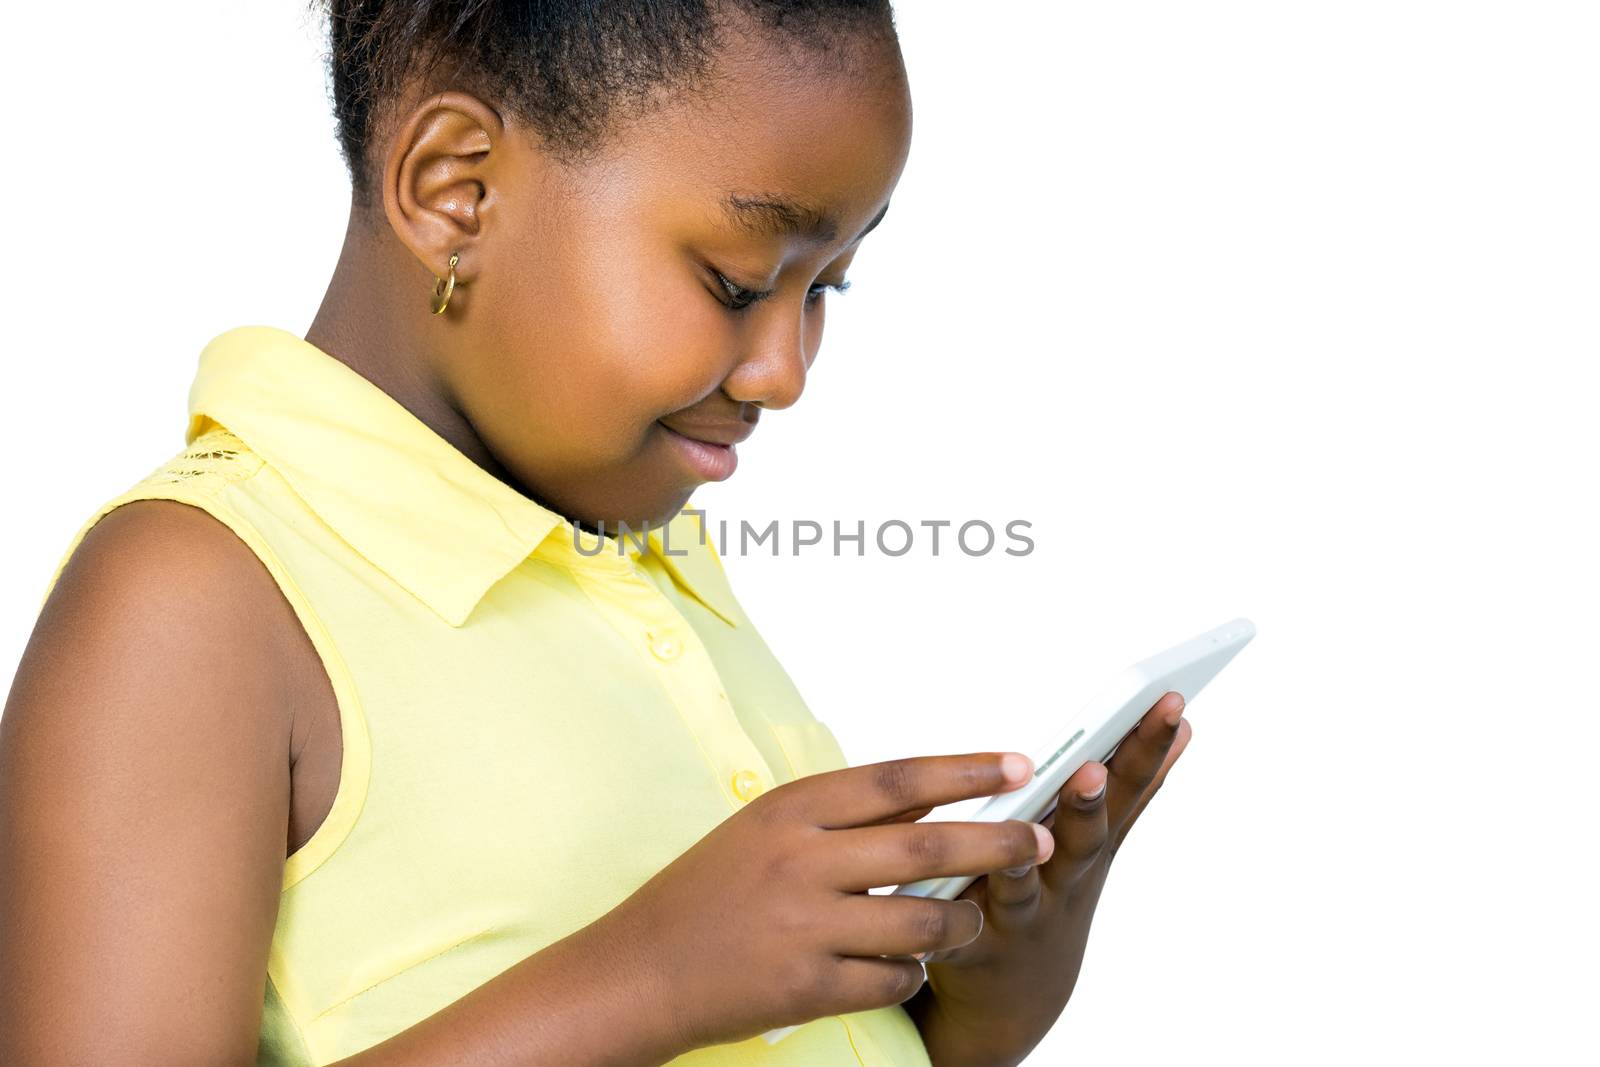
656, 417, 756, 447
658, 417, 751, 482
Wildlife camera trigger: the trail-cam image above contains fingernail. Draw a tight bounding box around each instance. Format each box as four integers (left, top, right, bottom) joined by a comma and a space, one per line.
1000, 753, 1034, 783
1033, 823, 1054, 863
1000, 864, 1032, 878
1163, 696, 1186, 728
913, 950, 930, 961
1077, 780, 1107, 804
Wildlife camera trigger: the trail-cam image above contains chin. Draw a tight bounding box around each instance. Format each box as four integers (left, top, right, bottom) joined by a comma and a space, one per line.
640, 493, 695, 531
582, 489, 692, 536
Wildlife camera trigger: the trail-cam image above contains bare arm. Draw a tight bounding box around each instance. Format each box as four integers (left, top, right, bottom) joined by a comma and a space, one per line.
324, 904, 687, 1067
0, 499, 293, 1063
0, 500, 689, 1066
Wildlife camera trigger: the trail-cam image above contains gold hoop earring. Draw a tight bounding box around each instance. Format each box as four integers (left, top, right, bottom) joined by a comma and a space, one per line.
431, 251, 461, 315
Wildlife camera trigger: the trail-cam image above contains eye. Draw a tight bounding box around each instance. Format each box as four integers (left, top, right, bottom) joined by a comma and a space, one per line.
806, 279, 852, 306
710, 269, 774, 312
708, 268, 853, 312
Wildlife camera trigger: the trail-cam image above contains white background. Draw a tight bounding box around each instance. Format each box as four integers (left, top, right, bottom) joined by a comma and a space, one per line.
3, 2, 1596, 1063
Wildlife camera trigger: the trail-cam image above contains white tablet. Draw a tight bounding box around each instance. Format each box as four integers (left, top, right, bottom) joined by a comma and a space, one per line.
891, 617, 1256, 902
762, 617, 1255, 1044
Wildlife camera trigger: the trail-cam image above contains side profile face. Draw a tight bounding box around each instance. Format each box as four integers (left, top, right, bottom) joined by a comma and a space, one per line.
374, 14, 913, 533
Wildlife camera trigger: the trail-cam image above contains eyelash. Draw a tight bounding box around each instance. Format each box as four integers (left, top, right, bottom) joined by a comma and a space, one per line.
712, 270, 852, 312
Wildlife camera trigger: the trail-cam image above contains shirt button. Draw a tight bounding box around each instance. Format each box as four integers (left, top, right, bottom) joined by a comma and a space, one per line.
732, 769, 765, 802
649, 634, 681, 661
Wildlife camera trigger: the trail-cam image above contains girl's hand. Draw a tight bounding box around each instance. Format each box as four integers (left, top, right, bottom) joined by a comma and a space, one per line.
903, 692, 1193, 1067
602, 748, 1050, 1057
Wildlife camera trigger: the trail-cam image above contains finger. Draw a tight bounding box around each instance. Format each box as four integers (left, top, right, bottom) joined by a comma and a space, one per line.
920, 883, 992, 963
1041, 761, 1111, 893
1105, 692, 1184, 830
984, 848, 1045, 927
801, 752, 1035, 830
830, 954, 929, 1010
826, 818, 1053, 893
829, 893, 985, 959
867, 805, 936, 826
1115, 717, 1193, 850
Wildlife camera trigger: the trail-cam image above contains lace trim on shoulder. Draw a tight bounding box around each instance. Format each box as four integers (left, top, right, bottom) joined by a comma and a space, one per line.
147, 427, 263, 486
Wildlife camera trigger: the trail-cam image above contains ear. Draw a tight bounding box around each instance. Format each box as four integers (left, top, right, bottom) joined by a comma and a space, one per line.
381, 90, 506, 293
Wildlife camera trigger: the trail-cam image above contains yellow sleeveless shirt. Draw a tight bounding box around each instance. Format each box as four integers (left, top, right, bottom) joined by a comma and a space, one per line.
37, 326, 931, 1066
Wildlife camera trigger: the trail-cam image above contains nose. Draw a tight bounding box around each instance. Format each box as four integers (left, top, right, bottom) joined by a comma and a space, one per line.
720, 313, 814, 412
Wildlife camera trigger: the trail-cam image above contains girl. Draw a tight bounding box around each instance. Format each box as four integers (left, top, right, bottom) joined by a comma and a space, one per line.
0, 2, 1192, 1064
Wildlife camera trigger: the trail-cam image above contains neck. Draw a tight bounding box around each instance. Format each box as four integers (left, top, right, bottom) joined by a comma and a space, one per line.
304, 206, 515, 491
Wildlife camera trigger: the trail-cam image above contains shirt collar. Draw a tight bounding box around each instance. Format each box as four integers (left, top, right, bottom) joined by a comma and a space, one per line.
185, 325, 740, 629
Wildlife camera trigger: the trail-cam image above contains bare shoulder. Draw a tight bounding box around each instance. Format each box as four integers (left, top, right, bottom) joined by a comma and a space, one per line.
0, 496, 300, 1062
17, 496, 307, 741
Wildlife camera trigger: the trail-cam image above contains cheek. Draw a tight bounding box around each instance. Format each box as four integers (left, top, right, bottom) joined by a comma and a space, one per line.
470, 223, 736, 460
572, 257, 740, 433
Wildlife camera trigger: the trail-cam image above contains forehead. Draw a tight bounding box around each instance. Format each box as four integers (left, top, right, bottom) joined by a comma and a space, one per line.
584, 26, 911, 247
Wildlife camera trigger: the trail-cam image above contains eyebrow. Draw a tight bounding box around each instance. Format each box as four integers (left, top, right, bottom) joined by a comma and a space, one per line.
722, 193, 891, 246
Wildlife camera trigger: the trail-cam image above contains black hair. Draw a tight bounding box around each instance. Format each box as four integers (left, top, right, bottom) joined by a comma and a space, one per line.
309, 1, 899, 211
